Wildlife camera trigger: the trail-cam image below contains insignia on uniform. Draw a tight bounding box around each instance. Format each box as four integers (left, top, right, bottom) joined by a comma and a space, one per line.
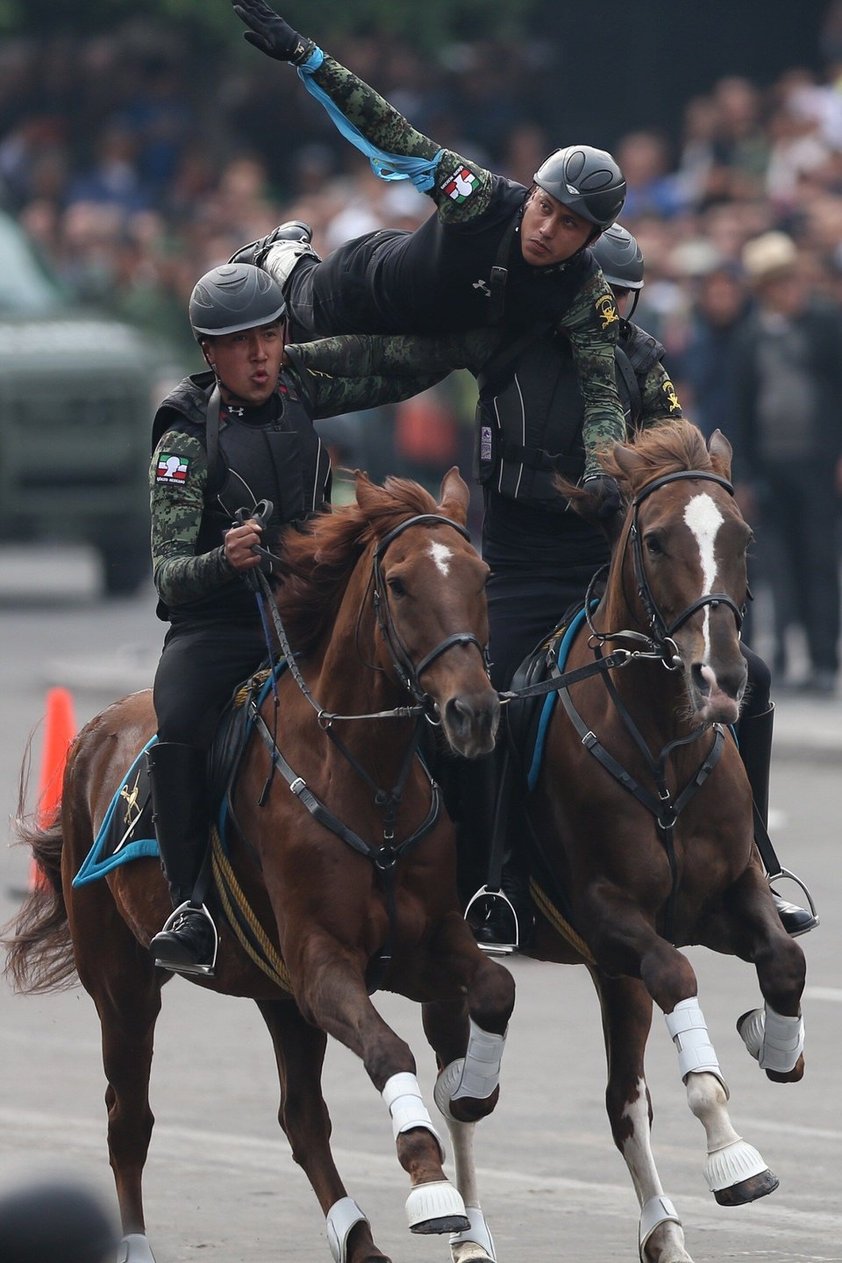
115, 775, 143, 852
155, 452, 190, 484
595, 294, 619, 329
662, 379, 680, 412
441, 166, 478, 202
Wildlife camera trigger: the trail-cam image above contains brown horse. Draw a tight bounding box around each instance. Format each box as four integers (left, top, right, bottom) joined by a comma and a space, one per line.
3, 468, 515, 1263
519, 423, 807, 1263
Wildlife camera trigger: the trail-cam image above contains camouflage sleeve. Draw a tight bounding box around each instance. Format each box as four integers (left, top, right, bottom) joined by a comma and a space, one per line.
285, 329, 489, 380
638, 360, 684, 429
150, 430, 234, 607
557, 271, 625, 477
311, 55, 494, 222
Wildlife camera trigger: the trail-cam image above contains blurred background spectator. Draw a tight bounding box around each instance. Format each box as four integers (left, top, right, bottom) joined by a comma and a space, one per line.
2, 0, 841, 690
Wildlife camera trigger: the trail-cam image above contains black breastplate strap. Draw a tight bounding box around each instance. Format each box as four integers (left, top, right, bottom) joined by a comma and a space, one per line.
557, 650, 725, 944
249, 699, 441, 993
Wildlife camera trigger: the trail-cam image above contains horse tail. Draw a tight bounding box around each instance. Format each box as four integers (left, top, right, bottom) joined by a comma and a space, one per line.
1, 745, 76, 995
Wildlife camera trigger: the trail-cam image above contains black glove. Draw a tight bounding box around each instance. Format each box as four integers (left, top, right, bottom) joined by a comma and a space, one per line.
582, 474, 623, 521
231, 0, 314, 63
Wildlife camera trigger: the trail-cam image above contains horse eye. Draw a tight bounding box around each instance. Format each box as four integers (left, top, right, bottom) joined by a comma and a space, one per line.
387, 576, 407, 597
645, 534, 663, 556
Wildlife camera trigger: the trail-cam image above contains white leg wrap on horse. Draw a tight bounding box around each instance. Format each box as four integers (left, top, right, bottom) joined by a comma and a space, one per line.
738, 1005, 804, 1073
382, 1072, 444, 1161
117, 1235, 158, 1263
450, 1205, 496, 1263
638, 1195, 682, 1258
664, 997, 727, 1091
325, 1197, 369, 1263
704, 1137, 770, 1192
451, 1020, 506, 1103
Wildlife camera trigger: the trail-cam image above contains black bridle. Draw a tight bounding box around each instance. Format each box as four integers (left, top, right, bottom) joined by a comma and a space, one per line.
241, 510, 489, 992
627, 470, 745, 655
372, 513, 490, 706
555, 469, 747, 942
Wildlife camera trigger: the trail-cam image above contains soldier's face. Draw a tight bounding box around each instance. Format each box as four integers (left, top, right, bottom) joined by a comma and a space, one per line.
520, 190, 593, 267
204, 320, 286, 406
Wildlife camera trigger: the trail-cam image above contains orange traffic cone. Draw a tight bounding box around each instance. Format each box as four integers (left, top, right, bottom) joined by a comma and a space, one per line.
29, 687, 77, 891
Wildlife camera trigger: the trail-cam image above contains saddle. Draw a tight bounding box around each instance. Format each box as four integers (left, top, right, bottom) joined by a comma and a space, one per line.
72, 663, 283, 887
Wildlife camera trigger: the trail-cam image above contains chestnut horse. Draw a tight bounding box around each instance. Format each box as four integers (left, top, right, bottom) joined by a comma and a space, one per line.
518, 423, 806, 1263
3, 469, 515, 1263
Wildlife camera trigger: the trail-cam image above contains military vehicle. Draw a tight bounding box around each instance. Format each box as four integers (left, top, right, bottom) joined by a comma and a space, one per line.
0, 211, 183, 595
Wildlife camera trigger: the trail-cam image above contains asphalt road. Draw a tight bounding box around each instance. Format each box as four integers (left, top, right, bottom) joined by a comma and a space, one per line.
0, 551, 840, 1263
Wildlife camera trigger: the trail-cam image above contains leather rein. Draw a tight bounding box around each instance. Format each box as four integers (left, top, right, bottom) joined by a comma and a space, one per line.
245, 512, 489, 991
509, 469, 745, 943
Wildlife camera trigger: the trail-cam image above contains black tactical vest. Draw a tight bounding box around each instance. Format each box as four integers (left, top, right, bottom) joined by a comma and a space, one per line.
474, 321, 668, 512
152, 371, 331, 619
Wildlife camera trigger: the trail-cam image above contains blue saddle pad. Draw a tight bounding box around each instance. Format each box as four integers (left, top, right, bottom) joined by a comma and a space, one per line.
72, 661, 287, 888
72, 738, 159, 886
526, 606, 589, 792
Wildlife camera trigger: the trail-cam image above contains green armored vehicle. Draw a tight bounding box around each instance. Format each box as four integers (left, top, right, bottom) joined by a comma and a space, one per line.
0, 211, 183, 595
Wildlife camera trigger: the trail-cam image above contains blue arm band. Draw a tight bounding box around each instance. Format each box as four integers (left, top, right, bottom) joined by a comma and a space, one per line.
297, 49, 443, 193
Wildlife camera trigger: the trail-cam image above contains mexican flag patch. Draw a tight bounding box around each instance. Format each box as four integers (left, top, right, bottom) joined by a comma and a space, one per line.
155, 452, 190, 484
441, 166, 478, 203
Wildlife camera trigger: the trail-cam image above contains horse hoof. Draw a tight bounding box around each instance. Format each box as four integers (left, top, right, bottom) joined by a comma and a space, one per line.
736, 1008, 763, 1060
713, 1168, 779, 1206
118, 1235, 158, 1263
406, 1181, 469, 1235
705, 1137, 776, 1201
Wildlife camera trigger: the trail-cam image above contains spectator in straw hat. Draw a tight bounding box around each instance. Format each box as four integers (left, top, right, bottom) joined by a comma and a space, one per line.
732, 230, 842, 696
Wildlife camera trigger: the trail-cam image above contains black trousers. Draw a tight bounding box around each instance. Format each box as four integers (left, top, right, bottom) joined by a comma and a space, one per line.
285, 236, 396, 342
153, 620, 268, 749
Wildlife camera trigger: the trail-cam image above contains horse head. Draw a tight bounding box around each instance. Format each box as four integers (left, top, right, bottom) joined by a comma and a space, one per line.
356, 467, 500, 757
595, 423, 752, 726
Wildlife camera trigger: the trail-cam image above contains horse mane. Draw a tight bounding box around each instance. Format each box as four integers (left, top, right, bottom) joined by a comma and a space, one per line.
600, 419, 715, 495
273, 475, 439, 655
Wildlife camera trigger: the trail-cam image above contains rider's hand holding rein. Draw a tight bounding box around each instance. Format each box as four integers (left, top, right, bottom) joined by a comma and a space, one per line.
224, 520, 264, 571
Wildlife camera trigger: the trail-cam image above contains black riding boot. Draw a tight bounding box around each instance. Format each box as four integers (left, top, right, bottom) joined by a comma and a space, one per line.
738, 705, 818, 937
147, 742, 218, 975
460, 745, 534, 953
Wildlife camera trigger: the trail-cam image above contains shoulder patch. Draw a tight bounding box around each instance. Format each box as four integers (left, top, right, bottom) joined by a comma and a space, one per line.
661, 378, 680, 412
441, 166, 478, 203
595, 294, 620, 330
155, 452, 190, 484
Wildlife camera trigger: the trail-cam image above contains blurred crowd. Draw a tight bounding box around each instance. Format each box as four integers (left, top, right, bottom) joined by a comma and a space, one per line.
4, 13, 842, 691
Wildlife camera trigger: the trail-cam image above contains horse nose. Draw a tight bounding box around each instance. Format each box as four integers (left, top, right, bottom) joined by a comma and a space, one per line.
444, 692, 501, 756
691, 659, 747, 702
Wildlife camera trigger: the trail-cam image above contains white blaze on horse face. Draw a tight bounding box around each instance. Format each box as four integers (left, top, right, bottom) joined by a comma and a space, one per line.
683, 493, 724, 658
429, 540, 453, 577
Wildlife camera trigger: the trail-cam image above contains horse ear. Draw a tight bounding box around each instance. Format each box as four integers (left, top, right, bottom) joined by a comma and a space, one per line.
612, 442, 647, 480
354, 469, 379, 510
707, 429, 733, 479
438, 466, 470, 525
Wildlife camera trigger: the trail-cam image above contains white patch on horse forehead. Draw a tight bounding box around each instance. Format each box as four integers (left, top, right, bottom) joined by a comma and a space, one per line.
429, 539, 453, 576
684, 492, 724, 591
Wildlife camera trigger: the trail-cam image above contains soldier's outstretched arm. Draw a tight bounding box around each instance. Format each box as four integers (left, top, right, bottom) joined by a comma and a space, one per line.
231, 0, 493, 217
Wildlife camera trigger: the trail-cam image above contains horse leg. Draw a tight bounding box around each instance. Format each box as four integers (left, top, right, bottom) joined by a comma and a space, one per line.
419, 915, 516, 1263
71, 891, 163, 1263
591, 970, 692, 1263
590, 894, 778, 1207
292, 937, 470, 1236
255, 996, 389, 1263
714, 867, 806, 1085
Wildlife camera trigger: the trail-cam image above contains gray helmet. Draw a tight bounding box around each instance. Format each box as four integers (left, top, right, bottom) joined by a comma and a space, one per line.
533, 146, 626, 229
188, 262, 286, 340
591, 223, 644, 290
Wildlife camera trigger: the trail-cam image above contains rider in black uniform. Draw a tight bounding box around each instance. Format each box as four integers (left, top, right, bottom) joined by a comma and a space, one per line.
148, 262, 455, 975
229, 0, 629, 516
